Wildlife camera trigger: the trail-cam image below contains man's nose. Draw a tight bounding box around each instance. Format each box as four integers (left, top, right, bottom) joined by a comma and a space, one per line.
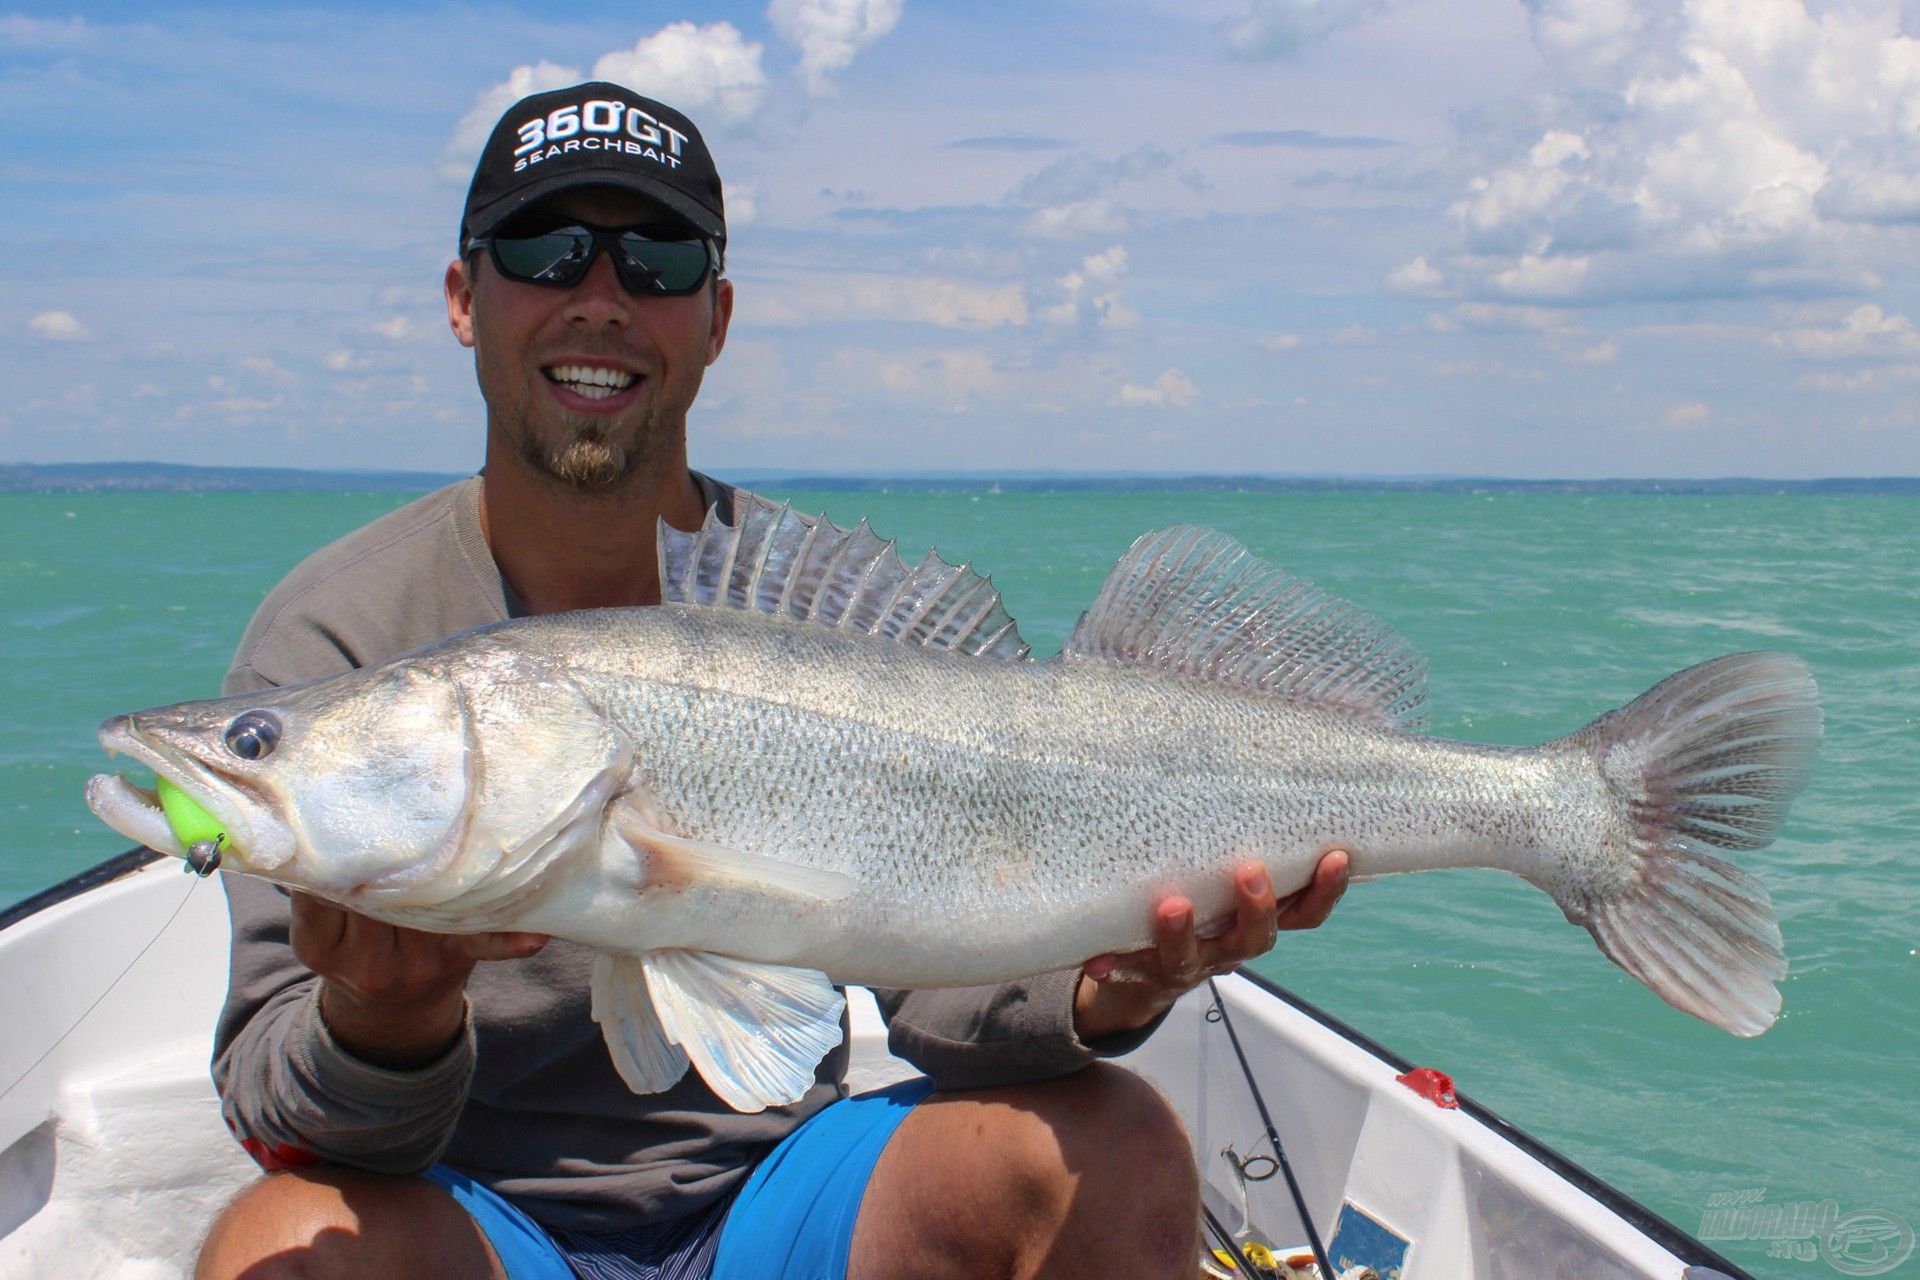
564, 250, 631, 327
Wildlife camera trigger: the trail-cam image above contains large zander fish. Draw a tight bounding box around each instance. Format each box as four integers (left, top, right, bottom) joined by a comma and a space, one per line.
86, 503, 1821, 1112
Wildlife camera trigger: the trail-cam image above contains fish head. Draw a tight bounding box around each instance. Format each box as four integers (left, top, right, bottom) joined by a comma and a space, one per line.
87, 659, 477, 904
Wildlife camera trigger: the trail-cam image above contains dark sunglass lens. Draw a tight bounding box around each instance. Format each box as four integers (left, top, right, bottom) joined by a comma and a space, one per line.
492, 229, 594, 284
615, 235, 710, 293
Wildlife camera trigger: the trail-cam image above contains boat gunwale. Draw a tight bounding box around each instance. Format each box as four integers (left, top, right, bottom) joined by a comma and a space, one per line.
0, 846, 163, 935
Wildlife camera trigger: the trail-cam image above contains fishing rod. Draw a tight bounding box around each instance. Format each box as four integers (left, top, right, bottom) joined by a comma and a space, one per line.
1206, 975, 1336, 1280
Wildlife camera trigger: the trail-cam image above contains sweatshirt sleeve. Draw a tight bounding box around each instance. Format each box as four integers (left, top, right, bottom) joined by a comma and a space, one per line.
868, 971, 1169, 1090
210, 647, 475, 1174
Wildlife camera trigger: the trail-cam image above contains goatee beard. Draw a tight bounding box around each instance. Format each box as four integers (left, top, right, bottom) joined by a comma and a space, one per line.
527, 427, 631, 490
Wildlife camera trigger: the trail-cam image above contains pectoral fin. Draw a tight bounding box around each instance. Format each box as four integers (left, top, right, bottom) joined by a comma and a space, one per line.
589, 951, 690, 1095
641, 949, 846, 1113
609, 796, 858, 904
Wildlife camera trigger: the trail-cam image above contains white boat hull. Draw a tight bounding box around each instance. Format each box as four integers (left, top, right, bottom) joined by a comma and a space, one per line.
0, 853, 1747, 1278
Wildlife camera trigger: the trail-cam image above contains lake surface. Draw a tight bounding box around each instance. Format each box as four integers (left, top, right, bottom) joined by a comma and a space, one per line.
2, 487, 1914, 1278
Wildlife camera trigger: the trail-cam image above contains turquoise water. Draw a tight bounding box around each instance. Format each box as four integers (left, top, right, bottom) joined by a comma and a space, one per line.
3, 489, 1915, 1277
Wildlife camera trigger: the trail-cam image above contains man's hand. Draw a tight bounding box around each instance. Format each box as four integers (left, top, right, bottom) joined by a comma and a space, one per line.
1073, 850, 1350, 1043
292, 891, 549, 1070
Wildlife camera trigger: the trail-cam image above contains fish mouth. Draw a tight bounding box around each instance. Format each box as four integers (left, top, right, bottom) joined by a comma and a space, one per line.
84, 772, 185, 857
86, 715, 293, 871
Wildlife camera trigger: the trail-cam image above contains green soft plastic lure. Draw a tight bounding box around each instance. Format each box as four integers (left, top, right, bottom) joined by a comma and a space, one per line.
156, 776, 227, 873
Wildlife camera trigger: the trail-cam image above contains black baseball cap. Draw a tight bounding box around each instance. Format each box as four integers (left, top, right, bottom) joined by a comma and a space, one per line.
460, 82, 726, 249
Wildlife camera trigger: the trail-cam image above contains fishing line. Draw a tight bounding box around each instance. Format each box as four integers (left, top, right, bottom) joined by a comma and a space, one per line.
0, 860, 206, 1106
1206, 975, 1335, 1280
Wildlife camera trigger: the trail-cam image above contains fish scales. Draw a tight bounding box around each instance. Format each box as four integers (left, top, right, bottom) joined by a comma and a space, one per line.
514, 605, 1611, 987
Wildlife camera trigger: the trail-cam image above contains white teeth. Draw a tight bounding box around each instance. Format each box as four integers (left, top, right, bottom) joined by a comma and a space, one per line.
546, 364, 636, 393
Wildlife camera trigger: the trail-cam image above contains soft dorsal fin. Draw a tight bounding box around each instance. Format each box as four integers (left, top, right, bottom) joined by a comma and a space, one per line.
1062, 526, 1428, 727
660, 497, 1031, 660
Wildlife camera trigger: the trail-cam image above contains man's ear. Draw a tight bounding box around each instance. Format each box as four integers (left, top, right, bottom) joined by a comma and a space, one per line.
445, 258, 476, 349
705, 277, 735, 366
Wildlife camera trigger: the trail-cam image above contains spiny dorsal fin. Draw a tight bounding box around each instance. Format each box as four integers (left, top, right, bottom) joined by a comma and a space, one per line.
1062, 526, 1428, 727
660, 497, 1031, 660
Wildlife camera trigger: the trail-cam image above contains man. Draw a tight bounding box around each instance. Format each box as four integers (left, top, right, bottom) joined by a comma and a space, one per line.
196, 83, 1349, 1280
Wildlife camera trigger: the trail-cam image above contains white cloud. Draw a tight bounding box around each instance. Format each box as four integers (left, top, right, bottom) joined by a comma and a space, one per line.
1795, 363, 1920, 392
241, 356, 296, 382
752, 273, 1028, 328
591, 22, 768, 129
1493, 252, 1591, 299
726, 185, 760, 227
324, 349, 375, 372
1427, 0, 1920, 303
1116, 368, 1199, 408
1435, 301, 1572, 333
373, 316, 413, 341
28, 310, 89, 341
767, 0, 904, 96
438, 23, 768, 183
849, 346, 1001, 410
1225, 0, 1390, 58
1042, 246, 1137, 328
1522, 0, 1661, 84
1386, 255, 1446, 296
1771, 304, 1920, 359
1259, 332, 1302, 351
438, 60, 582, 181
1666, 401, 1712, 425
1455, 131, 1590, 249
1024, 199, 1129, 240
1571, 340, 1620, 365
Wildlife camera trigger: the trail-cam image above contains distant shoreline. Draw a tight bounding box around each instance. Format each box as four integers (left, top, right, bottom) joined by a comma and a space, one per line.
3, 461, 1916, 496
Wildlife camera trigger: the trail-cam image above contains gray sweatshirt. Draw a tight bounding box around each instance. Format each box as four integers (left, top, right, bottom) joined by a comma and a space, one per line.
211, 475, 1159, 1233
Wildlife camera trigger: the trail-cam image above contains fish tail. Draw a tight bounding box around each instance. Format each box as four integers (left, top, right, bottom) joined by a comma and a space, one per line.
1557, 652, 1821, 1036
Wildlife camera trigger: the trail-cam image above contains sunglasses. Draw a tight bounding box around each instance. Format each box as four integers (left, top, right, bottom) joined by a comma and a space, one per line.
467, 221, 720, 297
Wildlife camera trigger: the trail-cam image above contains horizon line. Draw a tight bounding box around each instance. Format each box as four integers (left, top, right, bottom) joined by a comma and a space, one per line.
5, 460, 1919, 486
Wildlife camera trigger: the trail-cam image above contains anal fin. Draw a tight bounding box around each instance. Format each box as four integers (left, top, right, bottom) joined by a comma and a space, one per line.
589, 951, 690, 1094
642, 950, 846, 1113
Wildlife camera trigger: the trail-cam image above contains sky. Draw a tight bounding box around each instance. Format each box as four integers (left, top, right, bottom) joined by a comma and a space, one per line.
5, 0, 1920, 478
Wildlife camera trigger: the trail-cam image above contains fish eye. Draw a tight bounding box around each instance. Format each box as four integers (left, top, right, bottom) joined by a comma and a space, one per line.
223, 711, 282, 761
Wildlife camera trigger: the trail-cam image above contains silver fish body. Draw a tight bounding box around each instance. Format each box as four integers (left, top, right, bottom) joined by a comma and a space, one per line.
86, 509, 1821, 1110
492, 605, 1603, 987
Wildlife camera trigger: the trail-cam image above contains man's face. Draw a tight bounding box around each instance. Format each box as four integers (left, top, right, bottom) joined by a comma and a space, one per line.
445, 187, 733, 490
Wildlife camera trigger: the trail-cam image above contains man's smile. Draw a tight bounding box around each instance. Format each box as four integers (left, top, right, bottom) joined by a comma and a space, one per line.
542, 360, 644, 408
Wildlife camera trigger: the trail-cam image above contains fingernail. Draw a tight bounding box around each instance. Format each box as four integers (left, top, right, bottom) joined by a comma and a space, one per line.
1247, 871, 1269, 896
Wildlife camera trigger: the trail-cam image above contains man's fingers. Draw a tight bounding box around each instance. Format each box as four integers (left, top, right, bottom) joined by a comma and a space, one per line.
1237, 862, 1277, 942
1090, 852, 1342, 998
289, 890, 347, 957
462, 931, 551, 962
1277, 848, 1350, 931
339, 907, 401, 966
1154, 897, 1203, 982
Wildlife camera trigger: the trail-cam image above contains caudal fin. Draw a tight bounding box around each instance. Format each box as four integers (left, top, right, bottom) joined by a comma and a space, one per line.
1565, 652, 1821, 1036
